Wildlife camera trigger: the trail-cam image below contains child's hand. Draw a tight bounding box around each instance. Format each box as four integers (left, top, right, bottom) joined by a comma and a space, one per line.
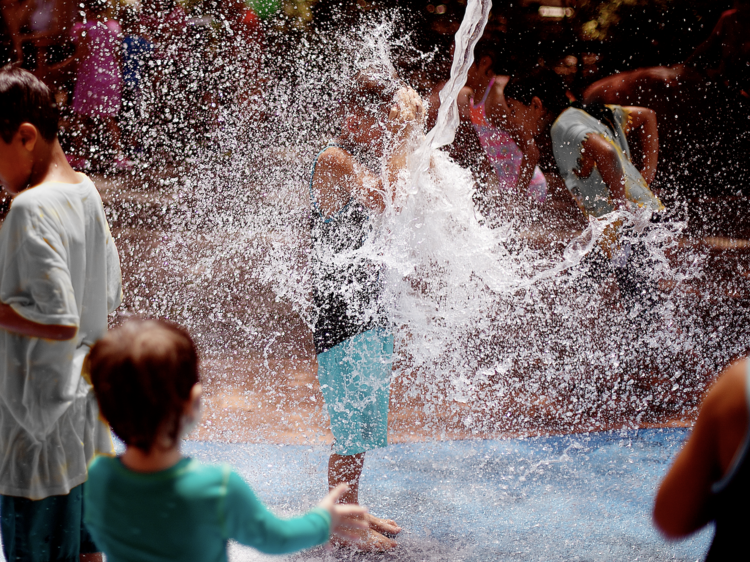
318, 484, 369, 541
388, 87, 425, 134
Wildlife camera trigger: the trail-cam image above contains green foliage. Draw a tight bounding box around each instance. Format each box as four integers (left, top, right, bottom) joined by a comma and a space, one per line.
247, 0, 282, 19
575, 0, 674, 41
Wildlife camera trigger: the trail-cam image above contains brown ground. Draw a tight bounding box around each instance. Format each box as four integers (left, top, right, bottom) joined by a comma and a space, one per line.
95, 172, 750, 445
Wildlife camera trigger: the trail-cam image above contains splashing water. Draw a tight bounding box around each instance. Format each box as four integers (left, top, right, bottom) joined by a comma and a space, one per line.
110, 0, 747, 443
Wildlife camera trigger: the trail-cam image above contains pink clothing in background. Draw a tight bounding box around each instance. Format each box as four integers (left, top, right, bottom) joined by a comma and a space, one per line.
470, 77, 548, 203
71, 19, 122, 118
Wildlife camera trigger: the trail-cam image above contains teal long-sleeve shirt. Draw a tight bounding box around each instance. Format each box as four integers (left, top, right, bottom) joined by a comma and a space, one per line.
84, 456, 331, 562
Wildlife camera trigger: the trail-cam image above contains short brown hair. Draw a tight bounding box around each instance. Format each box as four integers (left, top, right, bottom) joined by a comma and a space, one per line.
0, 64, 59, 143
89, 319, 200, 452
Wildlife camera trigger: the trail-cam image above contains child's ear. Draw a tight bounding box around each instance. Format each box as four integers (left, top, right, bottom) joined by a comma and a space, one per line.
187, 383, 202, 413
480, 55, 494, 76
531, 96, 545, 113
17, 123, 39, 152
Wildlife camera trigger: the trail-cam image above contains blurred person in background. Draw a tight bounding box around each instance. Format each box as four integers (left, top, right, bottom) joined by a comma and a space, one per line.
120, 4, 151, 160
63, 0, 125, 170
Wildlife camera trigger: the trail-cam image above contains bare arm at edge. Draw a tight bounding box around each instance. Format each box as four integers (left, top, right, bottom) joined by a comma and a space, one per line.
0, 303, 76, 340
653, 359, 748, 538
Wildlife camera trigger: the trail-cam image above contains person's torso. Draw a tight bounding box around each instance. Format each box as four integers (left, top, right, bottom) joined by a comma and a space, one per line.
551, 106, 663, 218
0, 177, 117, 346
470, 79, 547, 202
309, 146, 383, 354
0, 176, 121, 497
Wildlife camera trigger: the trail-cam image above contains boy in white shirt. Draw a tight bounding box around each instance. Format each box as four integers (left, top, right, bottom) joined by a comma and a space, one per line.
0, 64, 122, 562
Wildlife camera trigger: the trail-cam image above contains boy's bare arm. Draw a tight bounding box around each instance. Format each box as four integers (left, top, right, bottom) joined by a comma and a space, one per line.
622, 106, 659, 185
575, 133, 627, 203
384, 87, 425, 185
653, 359, 748, 538
0, 303, 76, 340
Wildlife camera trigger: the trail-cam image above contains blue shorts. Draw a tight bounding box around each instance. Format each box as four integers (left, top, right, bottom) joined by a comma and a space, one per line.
317, 328, 394, 456
1, 482, 98, 561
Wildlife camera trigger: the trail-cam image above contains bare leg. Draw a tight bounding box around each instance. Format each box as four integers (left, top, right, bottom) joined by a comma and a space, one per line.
328, 453, 400, 551
328, 452, 365, 503
80, 554, 103, 562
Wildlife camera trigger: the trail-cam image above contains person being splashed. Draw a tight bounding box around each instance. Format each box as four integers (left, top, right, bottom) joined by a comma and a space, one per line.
309, 70, 424, 551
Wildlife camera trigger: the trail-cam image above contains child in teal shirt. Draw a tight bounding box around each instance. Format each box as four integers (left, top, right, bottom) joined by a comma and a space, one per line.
84, 319, 368, 561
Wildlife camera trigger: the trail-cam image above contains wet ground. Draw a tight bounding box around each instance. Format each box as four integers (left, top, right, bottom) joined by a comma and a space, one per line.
194, 429, 708, 561
96, 170, 750, 445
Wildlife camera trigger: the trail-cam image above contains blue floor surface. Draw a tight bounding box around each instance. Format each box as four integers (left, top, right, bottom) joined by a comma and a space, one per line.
181, 428, 711, 561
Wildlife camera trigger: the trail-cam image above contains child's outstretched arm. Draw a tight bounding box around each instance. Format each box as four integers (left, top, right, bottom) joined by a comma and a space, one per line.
653, 359, 748, 538
223, 471, 368, 554
0, 302, 76, 340
318, 483, 370, 541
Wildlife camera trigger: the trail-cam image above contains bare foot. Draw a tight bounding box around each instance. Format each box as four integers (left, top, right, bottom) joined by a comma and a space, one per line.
332, 528, 397, 552
367, 513, 402, 536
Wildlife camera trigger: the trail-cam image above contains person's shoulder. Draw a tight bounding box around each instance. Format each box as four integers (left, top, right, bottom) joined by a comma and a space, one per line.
457, 85, 473, 103
550, 107, 577, 134
89, 454, 117, 469
87, 454, 120, 481
177, 461, 253, 499
179, 459, 233, 484
6, 182, 59, 217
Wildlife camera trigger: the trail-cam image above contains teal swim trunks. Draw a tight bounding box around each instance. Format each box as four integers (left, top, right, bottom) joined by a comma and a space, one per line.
317, 328, 394, 456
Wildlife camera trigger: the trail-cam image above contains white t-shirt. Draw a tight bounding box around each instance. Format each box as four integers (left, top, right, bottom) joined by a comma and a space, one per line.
551, 105, 664, 218
0, 175, 122, 499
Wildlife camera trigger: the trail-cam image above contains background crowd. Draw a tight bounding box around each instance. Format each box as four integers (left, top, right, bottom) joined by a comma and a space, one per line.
0, 0, 748, 198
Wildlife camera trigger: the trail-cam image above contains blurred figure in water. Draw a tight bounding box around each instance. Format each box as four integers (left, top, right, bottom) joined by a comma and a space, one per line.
654, 357, 750, 560
0, 0, 32, 64
138, 0, 191, 159
686, 0, 750, 97
211, 0, 263, 107
427, 37, 548, 219
309, 71, 423, 551
499, 68, 665, 317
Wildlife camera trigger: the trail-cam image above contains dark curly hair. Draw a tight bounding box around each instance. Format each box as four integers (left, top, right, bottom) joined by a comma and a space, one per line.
504, 66, 570, 117
89, 319, 200, 452
0, 64, 59, 143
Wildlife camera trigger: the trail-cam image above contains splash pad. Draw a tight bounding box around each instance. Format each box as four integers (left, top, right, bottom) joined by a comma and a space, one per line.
94, 0, 750, 557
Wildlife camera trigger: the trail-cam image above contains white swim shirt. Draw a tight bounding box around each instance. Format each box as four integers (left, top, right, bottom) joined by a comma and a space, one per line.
0, 175, 122, 499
